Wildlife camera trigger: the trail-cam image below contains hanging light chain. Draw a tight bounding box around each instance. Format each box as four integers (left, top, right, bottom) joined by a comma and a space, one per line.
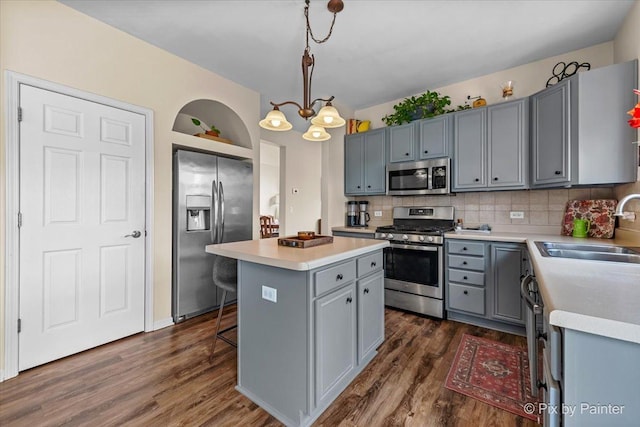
304, 0, 338, 45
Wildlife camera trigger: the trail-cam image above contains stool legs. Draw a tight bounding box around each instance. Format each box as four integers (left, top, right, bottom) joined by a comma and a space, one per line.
210, 290, 237, 360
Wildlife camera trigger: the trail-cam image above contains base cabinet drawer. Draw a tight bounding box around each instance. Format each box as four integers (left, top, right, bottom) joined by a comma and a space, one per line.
448, 254, 485, 271
357, 251, 383, 277
448, 268, 484, 286
448, 283, 485, 315
314, 261, 356, 297
448, 241, 485, 256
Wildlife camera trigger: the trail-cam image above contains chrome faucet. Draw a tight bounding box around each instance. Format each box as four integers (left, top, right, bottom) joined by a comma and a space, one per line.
615, 193, 640, 221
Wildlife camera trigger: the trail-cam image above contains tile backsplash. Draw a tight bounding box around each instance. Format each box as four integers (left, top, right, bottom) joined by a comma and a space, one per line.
351, 187, 616, 233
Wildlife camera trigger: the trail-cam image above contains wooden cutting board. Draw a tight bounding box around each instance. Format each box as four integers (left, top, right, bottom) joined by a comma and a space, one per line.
561, 199, 618, 238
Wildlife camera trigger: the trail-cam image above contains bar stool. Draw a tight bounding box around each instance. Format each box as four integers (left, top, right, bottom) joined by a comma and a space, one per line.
211, 260, 238, 357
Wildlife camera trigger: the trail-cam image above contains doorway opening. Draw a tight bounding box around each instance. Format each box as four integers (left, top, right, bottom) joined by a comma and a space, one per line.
259, 141, 283, 238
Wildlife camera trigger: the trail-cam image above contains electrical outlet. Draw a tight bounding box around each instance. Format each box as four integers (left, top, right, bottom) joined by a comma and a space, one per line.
262, 285, 277, 303
510, 211, 525, 219
374, 210, 383, 217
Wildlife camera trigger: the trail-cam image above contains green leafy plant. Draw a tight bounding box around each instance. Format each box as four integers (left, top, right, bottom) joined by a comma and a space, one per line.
191, 118, 221, 134
382, 90, 452, 126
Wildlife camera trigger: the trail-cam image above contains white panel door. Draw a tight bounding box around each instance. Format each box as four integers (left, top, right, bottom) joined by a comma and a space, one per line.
19, 85, 146, 370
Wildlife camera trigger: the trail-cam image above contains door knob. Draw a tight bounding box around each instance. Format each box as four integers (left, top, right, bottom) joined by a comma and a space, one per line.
125, 230, 142, 238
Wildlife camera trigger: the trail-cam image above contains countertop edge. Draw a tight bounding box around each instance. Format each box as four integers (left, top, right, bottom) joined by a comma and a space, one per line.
549, 310, 640, 344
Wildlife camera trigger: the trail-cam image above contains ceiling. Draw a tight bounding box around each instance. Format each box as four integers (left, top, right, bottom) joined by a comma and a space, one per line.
60, 0, 634, 132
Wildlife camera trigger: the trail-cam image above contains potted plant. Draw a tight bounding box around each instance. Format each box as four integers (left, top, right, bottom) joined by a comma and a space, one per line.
382, 90, 452, 126
191, 118, 221, 137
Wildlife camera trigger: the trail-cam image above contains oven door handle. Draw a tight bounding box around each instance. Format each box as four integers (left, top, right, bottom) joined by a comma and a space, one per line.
389, 243, 439, 252
520, 274, 543, 315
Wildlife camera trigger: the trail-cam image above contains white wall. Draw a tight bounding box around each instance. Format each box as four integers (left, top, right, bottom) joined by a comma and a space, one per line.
259, 142, 280, 220
0, 0, 261, 370
260, 130, 322, 236
356, 42, 614, 130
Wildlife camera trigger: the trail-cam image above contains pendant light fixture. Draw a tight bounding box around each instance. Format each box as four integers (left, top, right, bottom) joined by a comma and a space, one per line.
259, 0, 346, 141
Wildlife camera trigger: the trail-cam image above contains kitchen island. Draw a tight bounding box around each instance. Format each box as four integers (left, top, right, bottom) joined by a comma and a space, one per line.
205, 237, 389, 427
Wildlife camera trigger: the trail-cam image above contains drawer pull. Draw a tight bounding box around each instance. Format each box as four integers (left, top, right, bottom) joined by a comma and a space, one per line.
463, 276, 468, 280
346, 297, 353, 304
474, 178, 480, 182
424, 150, 428, 154
371, 261, 377, 267
462, 261, 467, 265
364, 288, 370, 294
336, 274, 344, 281
462, 247, 467, 251
554, 170, 562, 175
405, 152, 410, 156
463, 290, 468, 295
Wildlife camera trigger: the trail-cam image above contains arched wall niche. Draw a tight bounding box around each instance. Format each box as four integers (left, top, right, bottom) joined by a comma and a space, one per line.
173, 99, 253, 151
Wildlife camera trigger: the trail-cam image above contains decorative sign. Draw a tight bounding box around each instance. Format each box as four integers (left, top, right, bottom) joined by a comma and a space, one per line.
546, 61, 591, 87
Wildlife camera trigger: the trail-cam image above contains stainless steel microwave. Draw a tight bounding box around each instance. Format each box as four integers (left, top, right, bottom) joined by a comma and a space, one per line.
387, 158, 451, 196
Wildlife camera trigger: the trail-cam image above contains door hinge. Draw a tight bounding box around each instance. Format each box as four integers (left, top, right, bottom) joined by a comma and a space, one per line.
18, 107, 23, 122
18, 212, 22, 228
18, 318, 21, 333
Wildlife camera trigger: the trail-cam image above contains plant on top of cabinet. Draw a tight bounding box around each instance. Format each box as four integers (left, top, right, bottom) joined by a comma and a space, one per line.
191, 117, 221, 137
382, 90, 452, 126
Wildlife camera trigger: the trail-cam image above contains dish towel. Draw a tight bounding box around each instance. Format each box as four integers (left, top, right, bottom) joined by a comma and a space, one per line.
561, 199, 618, 238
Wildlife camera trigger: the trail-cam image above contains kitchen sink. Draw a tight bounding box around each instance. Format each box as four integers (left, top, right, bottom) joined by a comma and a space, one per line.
535, 241, 640, 264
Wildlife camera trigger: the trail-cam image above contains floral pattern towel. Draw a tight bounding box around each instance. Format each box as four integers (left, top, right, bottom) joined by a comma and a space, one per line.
561, 199, 618, 238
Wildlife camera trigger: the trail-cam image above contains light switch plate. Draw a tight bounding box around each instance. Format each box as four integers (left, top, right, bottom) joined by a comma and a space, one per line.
510, 211, 525, 219
262, 285, 277, 303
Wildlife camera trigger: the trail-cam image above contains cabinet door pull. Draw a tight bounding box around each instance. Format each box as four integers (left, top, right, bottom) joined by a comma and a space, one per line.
463, 276, 468, 280
462, 247, 467, 251
474, 178, 480, 182
462, 261, 467, 265
367, 185, 371, 188
424, 150, 428, 154
336, 273, 343, 281
405, 152, 410, 156
371, 261, 376, 267
346, 296, 353, 304
554, 170, 562, 175
364, 288, 370, 294
357, 185, 361, 189
463, 290, 468, 295
493, 177, 499, 181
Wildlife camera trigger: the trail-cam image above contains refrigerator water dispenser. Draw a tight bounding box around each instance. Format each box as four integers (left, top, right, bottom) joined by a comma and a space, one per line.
186, 195, 210, 231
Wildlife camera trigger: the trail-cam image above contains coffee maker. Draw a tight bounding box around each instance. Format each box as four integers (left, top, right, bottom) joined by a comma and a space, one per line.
346, 201, 358, 227
358, 201, 370, 227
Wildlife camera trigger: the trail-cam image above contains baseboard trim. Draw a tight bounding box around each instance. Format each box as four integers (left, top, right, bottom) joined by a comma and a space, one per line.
153, 317, 174, 331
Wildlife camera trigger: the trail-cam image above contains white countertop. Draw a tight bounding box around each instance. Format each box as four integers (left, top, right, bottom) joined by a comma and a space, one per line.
445, 230, 640, 344
206, 237, 389, 271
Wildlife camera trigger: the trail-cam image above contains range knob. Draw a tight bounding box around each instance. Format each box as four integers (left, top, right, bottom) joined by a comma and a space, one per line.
419, 236, 425, 242
402, 234, 409, 240
427, 236, 434, 242
379, 233, 386, 239
387, 234, 394, 240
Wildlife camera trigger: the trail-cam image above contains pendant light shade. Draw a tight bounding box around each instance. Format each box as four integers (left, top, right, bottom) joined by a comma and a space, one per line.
259, 108, 293, 131
302, 125, 331, 141
310, 104, 346, 128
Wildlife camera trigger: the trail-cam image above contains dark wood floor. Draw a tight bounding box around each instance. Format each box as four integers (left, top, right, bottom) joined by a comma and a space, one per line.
0, 306, 538, 427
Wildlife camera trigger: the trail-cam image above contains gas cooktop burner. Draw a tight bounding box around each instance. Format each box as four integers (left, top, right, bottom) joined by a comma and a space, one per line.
374, 206, 456, 245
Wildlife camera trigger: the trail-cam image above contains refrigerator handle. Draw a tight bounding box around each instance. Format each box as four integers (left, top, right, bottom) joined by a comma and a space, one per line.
211, 180, 218, 244
219, 181, 225, 243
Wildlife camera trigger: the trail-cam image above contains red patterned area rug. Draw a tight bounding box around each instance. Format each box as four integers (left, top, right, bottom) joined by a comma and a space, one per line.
445, 334, 539, 422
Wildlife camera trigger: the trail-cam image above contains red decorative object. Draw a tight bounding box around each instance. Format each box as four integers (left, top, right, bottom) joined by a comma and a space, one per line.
561, 199, 618, 238
445, 334, 539, 422
628, 89, 640, 129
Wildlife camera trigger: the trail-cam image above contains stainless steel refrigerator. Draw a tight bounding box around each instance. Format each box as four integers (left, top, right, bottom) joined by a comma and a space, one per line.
172, 149, 253, 323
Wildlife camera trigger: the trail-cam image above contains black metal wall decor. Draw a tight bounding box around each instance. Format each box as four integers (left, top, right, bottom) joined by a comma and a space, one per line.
546, 61, 591, 87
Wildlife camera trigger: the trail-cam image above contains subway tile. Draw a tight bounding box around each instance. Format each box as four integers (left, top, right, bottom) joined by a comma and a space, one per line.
454, 209, 465, 221
530, 190, 549, 205
464, 210, 479, 224
511, 214, 530, 225
530, 201, 549, 212
464, 193, 480, 204
548, 189, 569, 204
511, 204, 529, 211
494, 210, 511, 224
479, 193, 496, 205
494, 204, 511, 211
530, 211, 549, 225
478, 210, 495, 223
568, 188, 591, 200
402, 197, 415, 206
413, 196, 427, 205
548, 209, 565, 226
465, 204, 480, 211
511, 191, 530, 204
494, 192, 512, 205
393, 197, 404, 206
590, 187, 615, 199
479, 204, 495, 211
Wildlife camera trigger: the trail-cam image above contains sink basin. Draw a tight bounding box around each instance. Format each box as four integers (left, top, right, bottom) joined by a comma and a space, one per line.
535, 241, 640, 264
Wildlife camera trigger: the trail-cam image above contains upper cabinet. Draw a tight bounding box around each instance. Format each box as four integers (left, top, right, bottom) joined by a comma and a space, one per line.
531, 59, 638, 188
453, 98, 528, 192
388, 116, 452, 163
344, 128, 386, 196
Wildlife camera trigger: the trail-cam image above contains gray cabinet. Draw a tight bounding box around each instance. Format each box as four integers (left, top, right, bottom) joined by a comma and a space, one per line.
446, 239, 527, 334
418, 115, 452, 159
315, 283, 357, 405
388, 122, 415, 163
357, 270, 384, 364
344, 128, 386, 195
237, 248, 385, 426
491, 243, 527, 326
531, 59, 638, 188
453, 99, 528, 192
453, 108, 487, 189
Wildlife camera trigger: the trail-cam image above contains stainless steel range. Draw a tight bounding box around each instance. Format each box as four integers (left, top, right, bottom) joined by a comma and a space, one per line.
375, 206, 455, 318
